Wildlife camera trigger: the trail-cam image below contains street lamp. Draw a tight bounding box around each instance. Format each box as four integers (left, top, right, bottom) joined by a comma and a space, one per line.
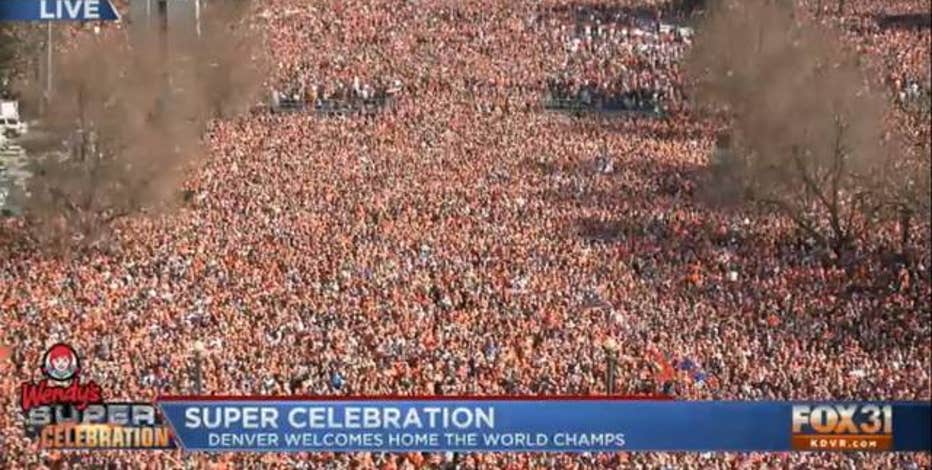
46, 21, 52, 101
192, 340, 205, 395
195, 0, 201, 38
603, 338, 618, 395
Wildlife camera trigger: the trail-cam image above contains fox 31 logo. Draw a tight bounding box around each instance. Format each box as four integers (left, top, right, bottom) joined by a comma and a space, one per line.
791, 404, 893, 451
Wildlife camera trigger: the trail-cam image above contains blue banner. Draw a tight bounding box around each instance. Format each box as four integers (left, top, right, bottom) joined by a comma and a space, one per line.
157, 399, 932, 452
0, 0, 120, 21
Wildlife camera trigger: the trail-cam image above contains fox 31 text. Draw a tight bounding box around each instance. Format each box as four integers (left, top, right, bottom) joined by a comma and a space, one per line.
791, 404, 893, 451
25, 403, 173, 449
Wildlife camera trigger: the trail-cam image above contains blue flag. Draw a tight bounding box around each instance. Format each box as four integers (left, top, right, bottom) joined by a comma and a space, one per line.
679, 357, 696, 371
330, 371, 345, 390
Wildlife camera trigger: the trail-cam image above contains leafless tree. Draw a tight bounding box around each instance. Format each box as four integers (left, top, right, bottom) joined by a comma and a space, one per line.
742, 116, 883, 259
19, 2, 265, 250
688, 0, 927, 262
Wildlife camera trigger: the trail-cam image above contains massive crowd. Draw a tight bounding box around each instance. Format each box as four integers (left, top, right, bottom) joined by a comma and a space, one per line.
542, 4, 690, 114
1, 0, 930, 468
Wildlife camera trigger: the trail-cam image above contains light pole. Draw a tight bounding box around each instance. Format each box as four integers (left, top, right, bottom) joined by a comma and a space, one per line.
195, 0, 201, 38
46, 21, 52, 106
192, 340, 205, 394
603, 338, 618, 395
157, 0, 168, 32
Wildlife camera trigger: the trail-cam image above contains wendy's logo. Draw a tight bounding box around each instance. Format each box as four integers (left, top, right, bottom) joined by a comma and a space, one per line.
20, 343, 102, 413
42, 343, 80, 382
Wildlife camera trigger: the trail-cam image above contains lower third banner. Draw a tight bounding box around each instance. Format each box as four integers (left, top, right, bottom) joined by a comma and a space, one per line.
156, 398, 932, 453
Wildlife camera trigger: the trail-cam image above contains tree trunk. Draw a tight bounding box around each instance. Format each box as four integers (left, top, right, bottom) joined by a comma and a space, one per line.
899, 208, 911, 257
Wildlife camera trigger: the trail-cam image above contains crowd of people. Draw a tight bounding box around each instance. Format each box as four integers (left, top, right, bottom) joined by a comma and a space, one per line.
1, 0, 930, 468
271, 76, 404, 116
826, 0, 931, 108
541, 4, 691, 114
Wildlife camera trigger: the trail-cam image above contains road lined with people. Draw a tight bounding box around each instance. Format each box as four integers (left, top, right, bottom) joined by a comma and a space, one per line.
1, 1, 929, 468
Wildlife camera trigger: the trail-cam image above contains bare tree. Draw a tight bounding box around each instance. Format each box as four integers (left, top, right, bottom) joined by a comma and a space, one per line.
686, 0, 925, 262
741, 116, 884, 259
18, 2, 265, 250
873, 134, 932, 258
0, 25, 19, 93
